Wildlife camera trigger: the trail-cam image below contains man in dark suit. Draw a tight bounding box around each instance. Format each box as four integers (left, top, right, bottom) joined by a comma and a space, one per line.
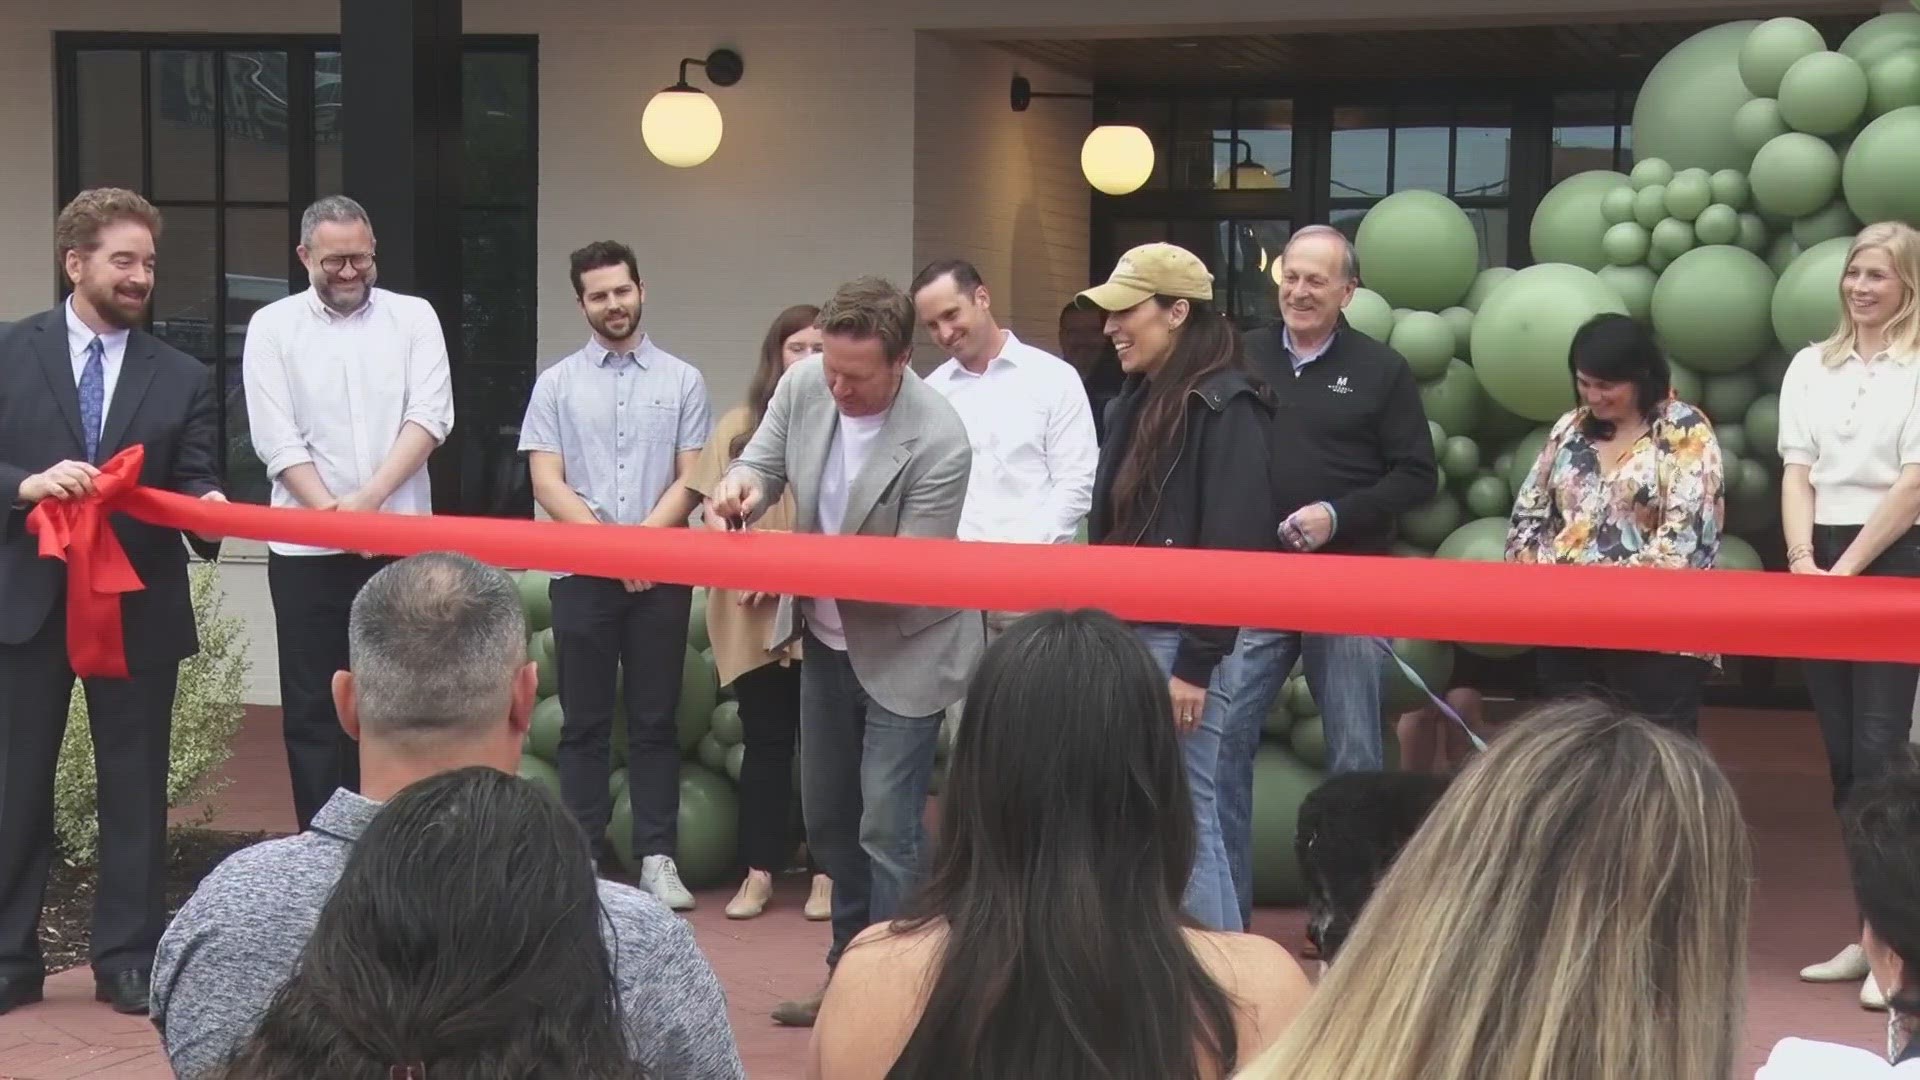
0, 188, 226, 1015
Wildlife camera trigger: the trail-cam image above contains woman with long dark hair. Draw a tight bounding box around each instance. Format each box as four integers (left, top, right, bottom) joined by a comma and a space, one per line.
806, 609, 1310, 1080
1078, 243, 1278, 932
688, 304, 833, 921
213, 767, 640, 1079
1506, 311, 1724, 734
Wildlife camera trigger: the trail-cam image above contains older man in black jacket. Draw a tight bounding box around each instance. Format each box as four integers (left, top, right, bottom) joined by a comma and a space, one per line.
1214, 224, 1437, 932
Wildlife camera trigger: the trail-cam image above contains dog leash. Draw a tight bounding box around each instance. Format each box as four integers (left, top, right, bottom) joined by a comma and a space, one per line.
1368, 636, 1489, 754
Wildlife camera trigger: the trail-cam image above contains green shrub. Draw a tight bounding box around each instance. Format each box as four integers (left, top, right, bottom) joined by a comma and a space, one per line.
53, 561, 250, 865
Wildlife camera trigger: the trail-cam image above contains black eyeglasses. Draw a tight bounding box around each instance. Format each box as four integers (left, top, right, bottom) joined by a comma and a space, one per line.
319, 253, 375, 274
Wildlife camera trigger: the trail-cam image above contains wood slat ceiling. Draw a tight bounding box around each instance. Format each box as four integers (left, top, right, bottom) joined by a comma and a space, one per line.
991, 15, 1870, 86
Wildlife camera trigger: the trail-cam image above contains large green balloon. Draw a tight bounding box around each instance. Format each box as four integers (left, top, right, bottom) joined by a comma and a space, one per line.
1749, 132, 1842, 219
677, 646, 718, 753
1669, 361, 1705, 406
1633, 22, 1762, 173
1420, 359, 1486, 438
1778, 51, 1870, 135
1741, 17, 1829, 97
1650, 246, 1777, 373
1400, 488, 1465, 551
1842, 105, 1920, 227
1732, 98, 1791, 155
1473, 264, 1627, 421
1597, 264, 1658, 323
1382, 638, 1457, 714
1839, 12, 1920, 71
1343, 287, 1395, 342
530, 628, 557, 697
1441, 306, 1476, 360
1356, 190, 1481, 311
1868, 50, 1920, 116
1530, 171, 1632, 271
687, 589, 711, 653
516, 570, 553, 633
528, 695, 564, 762
517, 754, 562, 799
1436, 517, 1534, 656
1794, 201, 1862, 248
1772, 235, 1853, 353
1507, 426, 1556, 493
1463, 267, 1517, 312
1250, 747, 1323, 905
609, 765, 740, 888
1390, 311, 1456, 381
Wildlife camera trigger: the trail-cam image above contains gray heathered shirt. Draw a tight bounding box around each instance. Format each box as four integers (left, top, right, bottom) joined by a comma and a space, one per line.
149, 789, 746, 1080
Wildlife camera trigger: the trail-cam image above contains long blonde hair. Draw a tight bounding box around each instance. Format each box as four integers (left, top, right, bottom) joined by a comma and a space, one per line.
1237, 699, 1751, 1080
1818, 221, 1920, 367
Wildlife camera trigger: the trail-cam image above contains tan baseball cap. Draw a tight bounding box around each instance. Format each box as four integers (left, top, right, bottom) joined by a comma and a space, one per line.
1076, 243, 1216, 312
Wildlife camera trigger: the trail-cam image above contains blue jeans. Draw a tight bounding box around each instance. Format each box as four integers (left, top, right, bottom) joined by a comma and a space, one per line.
1215, 629, 1384, 929
798, 635, 943, 969
1134, 626, 1242, 932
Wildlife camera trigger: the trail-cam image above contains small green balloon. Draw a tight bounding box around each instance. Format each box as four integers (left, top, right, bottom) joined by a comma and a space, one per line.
1465, 474, 1513, 519
1737, 211, 1771, 253
1733, 97, 1792, 155
1651, 217, 1698, 260
1603, 221, 1652, 266
1741, 17, 1830, 98
1749, 131, 1842, 219
1420, 358, 1486, 438
1633, 185, 1670, 229
1792, 200, 1859, 248
1631, 158, 1676, 190
1400, 488, 1466, 550
1391, 310, 1456, 381
1343, 287, 1396, 342
1772, 235, 1854, 353
1651, 245, 1778, 373
1664, 169, 1715, 221
1491, 449, 1515, 479
1441, 306, 1476, 360
1694, 204, 1742, 246
1704, 370, 1762, 420
1767, 234, 1804, 276
1709, 169, 1752, 209
1507, 426, 1556, 493
1669, 361, 1705, 406
1601, 185, 1639, 225
1648, 248, 1675, 273
1597, 264, 1658, 323
1734, 457, 1772, 504
1867, 49, 1920, 116
1757, 349, 1795, 387
1746, 393, 1781, 455
1716, 422, 1750, 457
1842, 105, 1920, 228
1718, 534, 1766, 571
1463, 267, 1518, 312
1429, 419, 1447, 458
1778, 50, 1870, 135
1442, 435, 1482, 478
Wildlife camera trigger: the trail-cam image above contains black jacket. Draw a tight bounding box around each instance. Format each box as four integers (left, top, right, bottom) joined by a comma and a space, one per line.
1089, 368, 1278, 687
1242, 315, 1437, 554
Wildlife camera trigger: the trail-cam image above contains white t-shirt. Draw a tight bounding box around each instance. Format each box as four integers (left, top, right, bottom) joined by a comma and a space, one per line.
805, 409, 891, 651
1756, 1037, 1920, 1078
1777, 345, 1920, 526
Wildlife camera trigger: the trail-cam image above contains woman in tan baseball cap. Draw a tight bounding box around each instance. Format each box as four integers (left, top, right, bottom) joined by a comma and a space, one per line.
1078, 242, 1279, 933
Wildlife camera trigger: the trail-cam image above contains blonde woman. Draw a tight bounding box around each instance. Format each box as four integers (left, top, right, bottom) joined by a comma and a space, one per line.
1778, 221, 1920, 1007
687, 305, 832, 921
1235, 698, 1751, 1080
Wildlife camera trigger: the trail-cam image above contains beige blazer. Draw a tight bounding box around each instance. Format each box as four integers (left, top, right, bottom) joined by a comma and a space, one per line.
684, 405, 801, 688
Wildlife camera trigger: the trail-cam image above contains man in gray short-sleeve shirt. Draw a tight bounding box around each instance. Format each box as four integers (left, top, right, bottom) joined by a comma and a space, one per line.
519, 240, 712, 910
149, 553, 743, 1079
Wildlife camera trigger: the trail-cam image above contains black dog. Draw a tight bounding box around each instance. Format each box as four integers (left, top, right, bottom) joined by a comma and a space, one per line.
1296, 770, 1452, 964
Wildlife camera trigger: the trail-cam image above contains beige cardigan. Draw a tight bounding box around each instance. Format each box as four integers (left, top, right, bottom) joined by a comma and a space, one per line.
684, 405, 802, 687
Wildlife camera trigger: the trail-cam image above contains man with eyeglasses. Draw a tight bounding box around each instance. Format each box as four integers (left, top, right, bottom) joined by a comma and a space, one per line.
242, 194, 454, 833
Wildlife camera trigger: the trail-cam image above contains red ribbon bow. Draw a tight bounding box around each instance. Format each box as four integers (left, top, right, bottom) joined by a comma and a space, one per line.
25, 446, 148, 679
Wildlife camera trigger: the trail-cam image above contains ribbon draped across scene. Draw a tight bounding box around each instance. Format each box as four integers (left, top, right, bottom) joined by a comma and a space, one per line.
31, 446, 1920, 680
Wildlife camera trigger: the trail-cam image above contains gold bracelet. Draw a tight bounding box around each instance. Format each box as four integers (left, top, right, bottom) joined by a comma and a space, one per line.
1787, 544, 1813, 562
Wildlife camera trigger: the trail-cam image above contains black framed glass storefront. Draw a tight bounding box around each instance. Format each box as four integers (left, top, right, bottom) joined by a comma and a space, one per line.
54, 33, 537, 517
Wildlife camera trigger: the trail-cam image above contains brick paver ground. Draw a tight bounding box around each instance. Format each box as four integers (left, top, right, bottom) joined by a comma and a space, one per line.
0, 705, 1889, 1078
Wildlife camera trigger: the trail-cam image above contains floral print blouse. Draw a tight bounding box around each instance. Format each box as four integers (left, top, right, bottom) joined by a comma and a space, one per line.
1506, 398, 1725, 663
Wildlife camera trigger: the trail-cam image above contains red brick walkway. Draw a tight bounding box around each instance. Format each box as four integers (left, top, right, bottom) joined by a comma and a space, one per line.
0, 707, 1888, 1078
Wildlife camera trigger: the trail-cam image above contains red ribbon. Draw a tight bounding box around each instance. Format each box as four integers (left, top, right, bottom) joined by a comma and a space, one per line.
25, 447, 149, 679
37, 444, 1920, 677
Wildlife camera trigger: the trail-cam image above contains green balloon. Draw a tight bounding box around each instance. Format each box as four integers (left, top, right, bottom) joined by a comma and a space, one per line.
1250, 747, 1323, 905
1704, 371, 1762, 421
1602, 185, 1639, 225
1733, 98, 1792, 155
1382, 638, 1457, 714
1716, 422, 1750, 457
1650, 245, 1778, 373
1435, 517, 1538, 658
1463, 267, 1517, 312
1733, 457, 1772, 503
517, 754, 562, 799
1634, 185, 1671, 230
1442, 435, 1482, 478
1466, 474, 1513, 519
1648, 248, 1674, 274
1441, 306, 1476, 360
1741, 17, 1829, 97
1597, 264, 1659, 323
516, 570, 553, 633
1401, 488, 1465, 550
696, 730, 728, 772
1717, 534, 1765, 571
1842, 105, 1920, 228
1772, 235, 1853, 352
1757, 349, 1795, 387
609, 768, 629, 805
1793, 200, 1861, 248
677, 646, 718, 753
1767, 234, 1805, 276
1507, 426, 1556, 493
1709, 169, 1752, 209
1428, 419, 1447, 458
1603, 221, 1652, 266
1839, 12, 1920, 71
1356, 190, 1482, 311
1669, 361, 1705, 406
725, 742, 746, 783
1343, 286, 1396, 342
1665, 168, 1714, 220
1868, 50, 1920, 116
709, 699, 744, 745
1631, 157, 1675, 190
1491, 449, 1516, 479
1746, 393, 1781, 457
1390, 310, 1457, 381
1285, 676, 1320, 720
527, 695, 564, 762
1778, 51, 1870, 135
1695, 204, 1742, 245
1530, 170, 1632, 271
1737, 211, 1771, 253
1473, 264, 1626, 422
686, 588, 711, 653
1749, 132, 1842, 219
1633, 22, 1762, 173
1420, 359, 1486, 438
1651, 217, 1698, 260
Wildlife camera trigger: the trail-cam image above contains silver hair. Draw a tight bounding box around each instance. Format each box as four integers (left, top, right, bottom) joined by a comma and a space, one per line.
300, 194, 374, 249
346, 552, 527, 740
1284, 223, 1360, 282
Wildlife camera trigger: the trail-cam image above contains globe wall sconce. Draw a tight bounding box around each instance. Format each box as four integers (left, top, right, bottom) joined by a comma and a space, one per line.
643, 47, 745, 168
1010, 75, 1155, 196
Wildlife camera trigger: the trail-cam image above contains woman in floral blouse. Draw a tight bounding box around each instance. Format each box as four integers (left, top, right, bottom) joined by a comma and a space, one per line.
1506, 312, 1725, 735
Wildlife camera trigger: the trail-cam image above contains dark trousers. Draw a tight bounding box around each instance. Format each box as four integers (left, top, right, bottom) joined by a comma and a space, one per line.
549, 576, 692, 860
1804, 525, 1920, 813
269, 553, 392, 832
1536, 647, 1711, 736
0, 631, 176, 979
732, 660, 802, 873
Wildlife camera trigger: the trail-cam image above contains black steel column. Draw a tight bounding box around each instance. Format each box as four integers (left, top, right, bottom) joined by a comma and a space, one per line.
340, 0, 465, 512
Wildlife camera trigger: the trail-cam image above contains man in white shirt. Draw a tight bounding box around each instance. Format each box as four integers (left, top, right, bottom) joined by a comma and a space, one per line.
911, 259, 1097, 639
243, 195, 454, 833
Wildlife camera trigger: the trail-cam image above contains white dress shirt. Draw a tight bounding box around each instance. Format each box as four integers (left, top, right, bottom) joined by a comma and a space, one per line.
924, 330, 1098, 545
242, 287, 454, 556
64, 295, 128, 413
806, 409, 890, 651
1777, 344, 1920, 525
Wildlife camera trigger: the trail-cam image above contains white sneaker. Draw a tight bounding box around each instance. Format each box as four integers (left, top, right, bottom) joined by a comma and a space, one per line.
1800, 943, 1871, 982
1862, 971, 1888, 1011
641, 855, 696, 911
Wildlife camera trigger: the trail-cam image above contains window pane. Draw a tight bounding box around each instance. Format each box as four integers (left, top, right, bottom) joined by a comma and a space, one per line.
1332, 106, 1389, 201
151, 50, 216, 201
1552, 90, 1619, 185
1393, 105, 1451, 195
1464, 207, 1509, 270
149, 207, 215, 360
1167, 220, 1224, 302
1173, 98, 1234, 191
1095, 98, 1169, 192
225, 208, 290, 349
73, 51, 143, 191
1234, 98, 1293, 195
224, 51, 290, 202
315, 51, 343, 196
1104, 218, 1168, 271
1230, 219, 1290, 324
463, 51, 533, 205
1454, 101, 1512, 198
1330, 207, 1368, 250
462, 209, 535, 369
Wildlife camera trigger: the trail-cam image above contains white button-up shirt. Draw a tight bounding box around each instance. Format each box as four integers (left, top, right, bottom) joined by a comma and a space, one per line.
1778, 343, 1920, 525
242, 287, 454, 556
925, 330, 1098, 545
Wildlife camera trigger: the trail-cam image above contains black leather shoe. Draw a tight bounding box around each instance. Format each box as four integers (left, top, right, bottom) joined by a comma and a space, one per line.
94, 969, 149, 1014
0, 974, 44, 1015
